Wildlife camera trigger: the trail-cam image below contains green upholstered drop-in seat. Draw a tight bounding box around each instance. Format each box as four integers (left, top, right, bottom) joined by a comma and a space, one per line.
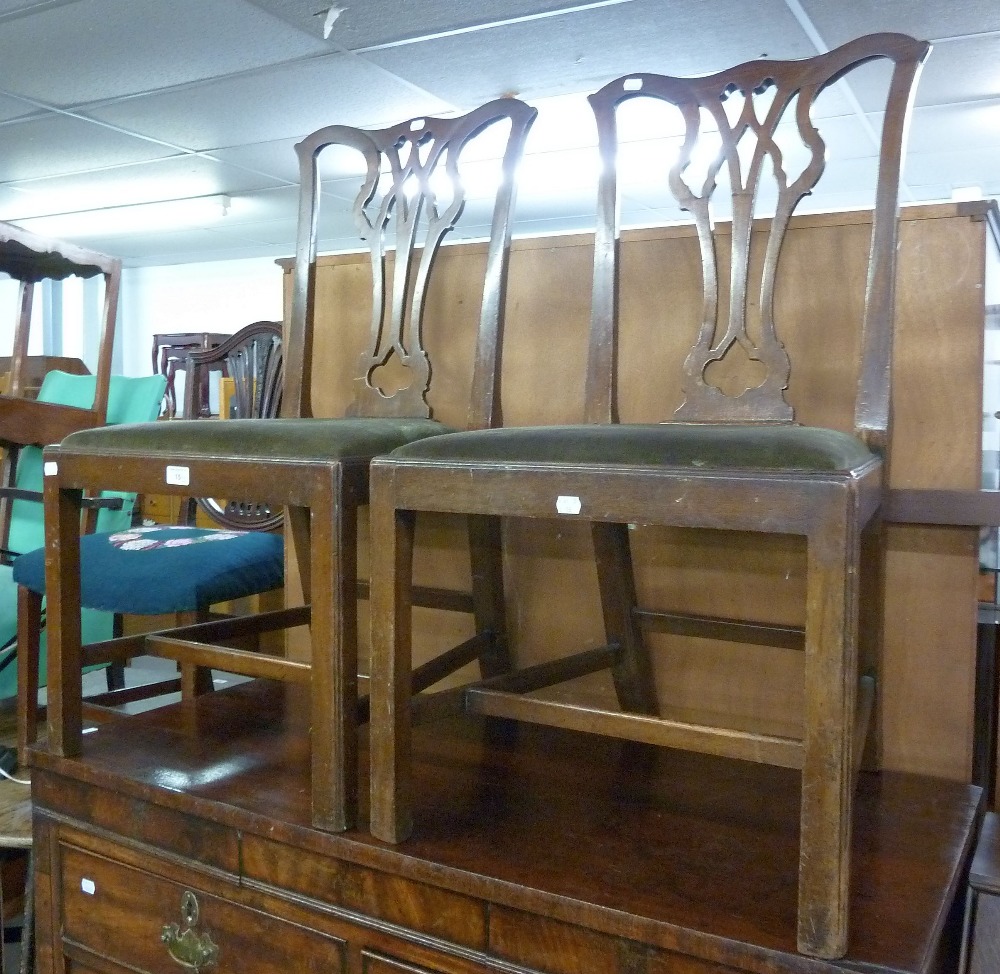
59, 417, 457, 461
384, 424, 878, 473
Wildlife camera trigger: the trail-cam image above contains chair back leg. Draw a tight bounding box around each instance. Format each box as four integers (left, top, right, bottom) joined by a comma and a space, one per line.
15, 586, 42, 767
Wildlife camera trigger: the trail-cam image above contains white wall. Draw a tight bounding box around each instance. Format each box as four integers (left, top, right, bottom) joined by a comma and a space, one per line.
119, 256, 285, 378
0, 279, 38, 360
1, 254, 285, 388
988, 220, 1000, 306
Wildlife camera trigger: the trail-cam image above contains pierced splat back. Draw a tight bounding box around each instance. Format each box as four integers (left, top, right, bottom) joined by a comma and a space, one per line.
183, 320, 283, 422
587, 33, 928, 442
183, 321, 285, 530
286, 99, 537, 428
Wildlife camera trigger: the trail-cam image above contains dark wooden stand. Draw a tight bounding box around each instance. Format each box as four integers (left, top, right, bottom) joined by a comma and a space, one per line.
30, 681, 980, 974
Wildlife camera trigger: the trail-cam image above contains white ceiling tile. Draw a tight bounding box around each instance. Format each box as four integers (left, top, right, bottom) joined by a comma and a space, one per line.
0, 0, 330, 106
84, 54, 455, 152
0, 155, 290, 220
904, 147, 1000, 198
210, 138, 303, 185
0, 0, 992, 266
363, 0, 815, 107
909, 37, 1000, 106
0, 113, 176, 184
800, 0, 1000, 44
254, 0, 618, 51
908, 102, 1000, 153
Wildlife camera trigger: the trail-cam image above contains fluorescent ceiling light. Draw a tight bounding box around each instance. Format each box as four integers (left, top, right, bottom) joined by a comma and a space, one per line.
13, 194, 232, 239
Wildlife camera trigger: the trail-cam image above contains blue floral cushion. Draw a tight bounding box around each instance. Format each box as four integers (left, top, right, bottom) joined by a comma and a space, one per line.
13, 525, 283, 615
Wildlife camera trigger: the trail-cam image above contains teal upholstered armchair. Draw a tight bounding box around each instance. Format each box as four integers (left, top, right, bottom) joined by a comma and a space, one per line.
0, 370, 167, 699
12, 322, 285, 760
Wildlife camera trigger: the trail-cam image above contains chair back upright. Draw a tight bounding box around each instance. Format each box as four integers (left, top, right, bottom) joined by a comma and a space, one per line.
286, 100, 537, 429
587, 33, 929, 448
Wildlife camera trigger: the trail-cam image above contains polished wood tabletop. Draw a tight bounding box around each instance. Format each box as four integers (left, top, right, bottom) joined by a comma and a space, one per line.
31, 681, 981, 973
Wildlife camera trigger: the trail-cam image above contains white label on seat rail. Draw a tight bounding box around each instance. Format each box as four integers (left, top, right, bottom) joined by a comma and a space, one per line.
43, 461, 58, 476
556, 495, 582, 515
165, 465, 190, 486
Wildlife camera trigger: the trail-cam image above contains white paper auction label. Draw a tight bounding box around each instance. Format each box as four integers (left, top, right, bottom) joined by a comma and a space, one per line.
165, 465, 190, 486
556, 495, 582, 515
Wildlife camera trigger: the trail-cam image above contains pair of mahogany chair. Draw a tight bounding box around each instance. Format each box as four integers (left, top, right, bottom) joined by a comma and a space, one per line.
41, 33, 928, 959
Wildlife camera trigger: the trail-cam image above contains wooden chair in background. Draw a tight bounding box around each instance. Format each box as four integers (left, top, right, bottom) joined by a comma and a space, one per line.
0, 224, 130, 974
151, 331, 230, 418
0, 223, 121, 554
367, 33, 930, 959
41, 98, 537, 832
13, 321, 285, 759
0, 225, 148, 713
179, 320, 283, 529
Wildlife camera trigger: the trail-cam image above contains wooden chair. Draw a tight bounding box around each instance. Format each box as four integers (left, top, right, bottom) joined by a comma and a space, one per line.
41, 98, 537, 832
0, 224, 125, 973
0, 225, 142, 711
179, 320, 284, 529
13, 321, 284, 759
367, 33, 929, 960
151, 331, 230, 418
0, 223, 121, 551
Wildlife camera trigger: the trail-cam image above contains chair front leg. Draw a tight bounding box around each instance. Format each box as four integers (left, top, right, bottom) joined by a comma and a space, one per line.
16, 586, 42, 766
44, 471, 84, 758
309, 471, 358, 833
797, 496, 861, 959
370, 472, 417, 844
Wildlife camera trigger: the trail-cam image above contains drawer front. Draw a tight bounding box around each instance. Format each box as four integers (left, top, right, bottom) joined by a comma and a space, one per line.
61, 842, 346, 973
362, 953, 443, 974
242, 834, 486, 949
360, 949, 510, 974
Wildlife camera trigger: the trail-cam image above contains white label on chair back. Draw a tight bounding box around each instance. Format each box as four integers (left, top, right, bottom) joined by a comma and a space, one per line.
556, 495, 582, 515
81, 878, 96, 895
165, 465, 190, 486
43, 461, 58, 476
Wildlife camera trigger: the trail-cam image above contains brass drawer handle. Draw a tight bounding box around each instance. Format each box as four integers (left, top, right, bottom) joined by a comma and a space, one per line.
161, 890, 219, 972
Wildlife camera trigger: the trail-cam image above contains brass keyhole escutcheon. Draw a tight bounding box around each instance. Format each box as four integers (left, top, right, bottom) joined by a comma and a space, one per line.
161, 890, 219, 972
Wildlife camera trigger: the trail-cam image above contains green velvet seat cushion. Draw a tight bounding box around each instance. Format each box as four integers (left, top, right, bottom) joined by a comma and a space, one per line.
13, 524, 284, 615
385, 424, 877, 473
60, 417, 455, 461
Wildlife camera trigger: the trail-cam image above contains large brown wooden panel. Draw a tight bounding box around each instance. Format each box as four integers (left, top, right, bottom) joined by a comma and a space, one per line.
285, 202, 988, 781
